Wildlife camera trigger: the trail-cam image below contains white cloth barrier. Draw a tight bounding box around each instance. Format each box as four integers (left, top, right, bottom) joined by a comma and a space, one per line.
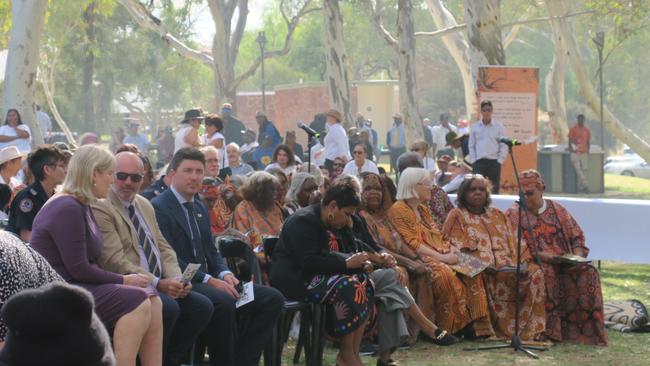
449, 194, 650, 264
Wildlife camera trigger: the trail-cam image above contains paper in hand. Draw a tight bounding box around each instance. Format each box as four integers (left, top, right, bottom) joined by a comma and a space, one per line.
180, 263, 201, 285
235, 281, 255, 308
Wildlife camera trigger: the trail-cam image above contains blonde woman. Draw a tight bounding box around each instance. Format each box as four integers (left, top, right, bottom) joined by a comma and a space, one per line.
30, 145, 163, 366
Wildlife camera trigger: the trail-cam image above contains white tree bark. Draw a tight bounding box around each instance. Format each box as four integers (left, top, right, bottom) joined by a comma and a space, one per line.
367, 0, 423, 145
545, 0, 650, 161
464, 0, 506, 90
424, 0, 475, 119
396, 0, 423, 145
3, 0, 48, 146
323, 0, 354, 128
544, 0, 569, 144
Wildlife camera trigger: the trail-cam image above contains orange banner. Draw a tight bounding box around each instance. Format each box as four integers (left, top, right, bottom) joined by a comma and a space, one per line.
477, 66, 539, 193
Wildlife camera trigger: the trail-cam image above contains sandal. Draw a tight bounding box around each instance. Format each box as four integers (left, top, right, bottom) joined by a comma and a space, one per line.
430, 329, 459, 346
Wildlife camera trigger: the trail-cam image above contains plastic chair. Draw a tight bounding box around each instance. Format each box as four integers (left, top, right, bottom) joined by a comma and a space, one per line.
263, 237, 327, 366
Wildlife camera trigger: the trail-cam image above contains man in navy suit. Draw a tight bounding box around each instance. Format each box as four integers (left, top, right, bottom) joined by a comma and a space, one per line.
153, 148, 284, 366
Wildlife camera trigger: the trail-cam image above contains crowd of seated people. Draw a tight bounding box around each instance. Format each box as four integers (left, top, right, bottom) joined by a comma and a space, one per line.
0, 107, 608, 366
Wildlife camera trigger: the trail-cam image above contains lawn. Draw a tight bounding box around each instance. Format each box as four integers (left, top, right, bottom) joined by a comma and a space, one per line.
282, 262, 650, 365
603, 174, 650, 199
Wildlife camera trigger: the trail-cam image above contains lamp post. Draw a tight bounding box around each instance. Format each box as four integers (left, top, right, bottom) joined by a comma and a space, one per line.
257, 31, 267, 112
592, 31, 605, 152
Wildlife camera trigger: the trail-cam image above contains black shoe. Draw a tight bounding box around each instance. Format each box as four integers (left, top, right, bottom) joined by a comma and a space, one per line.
430, 329, 459, 346
360, 340, 379, 356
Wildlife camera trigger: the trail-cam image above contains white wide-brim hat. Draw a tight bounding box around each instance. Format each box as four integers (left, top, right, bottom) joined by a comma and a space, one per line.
0, 146, 27, 165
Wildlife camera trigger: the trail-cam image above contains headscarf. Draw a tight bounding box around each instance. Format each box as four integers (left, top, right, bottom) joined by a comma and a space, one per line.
519, 169, 545, 192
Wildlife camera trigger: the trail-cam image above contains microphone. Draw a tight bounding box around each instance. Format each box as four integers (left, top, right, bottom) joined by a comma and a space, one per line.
297, 122, 320, 138
497, 136, 522, 147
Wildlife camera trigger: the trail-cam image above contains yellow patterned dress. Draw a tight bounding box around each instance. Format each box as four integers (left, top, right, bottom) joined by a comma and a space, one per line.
388, 201, 490, 335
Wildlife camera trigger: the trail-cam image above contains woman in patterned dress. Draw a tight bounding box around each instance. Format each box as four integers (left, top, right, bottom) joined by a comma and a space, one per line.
505, 170, 607, 345
442, 174, 546, 341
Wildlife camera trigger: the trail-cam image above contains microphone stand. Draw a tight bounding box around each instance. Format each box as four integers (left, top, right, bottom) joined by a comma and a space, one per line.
466, 144, 547, 359
307, 133, 313, 172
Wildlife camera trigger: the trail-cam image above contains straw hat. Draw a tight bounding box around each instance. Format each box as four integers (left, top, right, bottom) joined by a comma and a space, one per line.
325, 109, 342, 122
0, 146, 26, 165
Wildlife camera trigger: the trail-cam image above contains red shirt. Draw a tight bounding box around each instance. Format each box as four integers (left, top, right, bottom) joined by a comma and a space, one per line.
569, 125, 591, 154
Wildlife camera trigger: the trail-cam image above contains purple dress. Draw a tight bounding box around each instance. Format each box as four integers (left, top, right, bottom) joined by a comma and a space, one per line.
30, 195, 155, 328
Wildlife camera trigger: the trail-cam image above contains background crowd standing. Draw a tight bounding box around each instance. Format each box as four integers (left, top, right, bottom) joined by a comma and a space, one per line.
0, 103, 605, 366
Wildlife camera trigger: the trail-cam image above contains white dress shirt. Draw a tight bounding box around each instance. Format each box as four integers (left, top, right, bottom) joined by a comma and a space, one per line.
468, 119, 507, 164
324, 123, 351, 161
342, 159, 379, 176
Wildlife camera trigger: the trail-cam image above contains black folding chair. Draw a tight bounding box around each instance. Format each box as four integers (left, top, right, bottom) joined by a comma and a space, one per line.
263, 237, 327, 366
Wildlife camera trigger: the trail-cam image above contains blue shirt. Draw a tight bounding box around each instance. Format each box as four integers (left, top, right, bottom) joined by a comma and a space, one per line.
387, 123, 405, 148
123, 133, 150, 152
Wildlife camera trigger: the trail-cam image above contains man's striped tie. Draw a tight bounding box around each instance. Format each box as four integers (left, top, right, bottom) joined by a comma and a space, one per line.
128, 205, 161, 277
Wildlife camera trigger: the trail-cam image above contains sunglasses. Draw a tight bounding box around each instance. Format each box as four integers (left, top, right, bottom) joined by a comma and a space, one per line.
116, 172, 144, 182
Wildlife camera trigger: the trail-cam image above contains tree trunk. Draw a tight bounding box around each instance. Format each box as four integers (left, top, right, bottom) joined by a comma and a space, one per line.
545, 0, 650, 161
544, 0, 569, 144
464, 0, 506, 92
208, 0, 249, 112
2, 0, 48, 146
82, 2, 97, 133
397, 0, 423, 146
424, 0, 475, 119
323, 0, 354, 128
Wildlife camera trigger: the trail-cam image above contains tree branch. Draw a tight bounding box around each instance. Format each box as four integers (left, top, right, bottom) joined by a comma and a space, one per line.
116, 0, 214, 68
116, 95, 153, 125
366, 0, 398, 47
229, 0, 249, 60
233, 0, 319, 88
415, 10, 593, 38
503, 5, 535, 49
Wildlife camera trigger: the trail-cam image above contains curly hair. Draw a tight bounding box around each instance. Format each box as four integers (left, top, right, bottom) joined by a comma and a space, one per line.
456, 174, 492, 210
240, 171, 278, 212
272, 144, 296, 166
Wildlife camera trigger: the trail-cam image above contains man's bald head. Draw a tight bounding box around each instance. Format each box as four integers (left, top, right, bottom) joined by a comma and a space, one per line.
115, 151, 144, 172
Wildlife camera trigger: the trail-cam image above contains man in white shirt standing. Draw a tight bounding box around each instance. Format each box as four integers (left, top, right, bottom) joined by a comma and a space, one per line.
468, 100, 507, 194
36, 105, 52, 142
430, 113, 458, 158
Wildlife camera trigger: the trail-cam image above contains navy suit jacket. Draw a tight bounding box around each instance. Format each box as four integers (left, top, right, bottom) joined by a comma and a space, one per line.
152, 188, 228, 282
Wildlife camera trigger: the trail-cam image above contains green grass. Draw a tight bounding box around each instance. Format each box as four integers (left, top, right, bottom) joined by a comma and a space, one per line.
604, 174, 650, 199
282, 262, 650, 365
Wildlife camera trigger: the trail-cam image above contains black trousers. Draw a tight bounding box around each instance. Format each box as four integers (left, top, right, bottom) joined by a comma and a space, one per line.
192, 282, 284, 366
473, 158, 502, 194
161, 291, 214, 366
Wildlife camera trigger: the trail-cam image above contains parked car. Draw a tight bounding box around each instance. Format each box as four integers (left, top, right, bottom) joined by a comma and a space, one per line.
604, 157, 650, 179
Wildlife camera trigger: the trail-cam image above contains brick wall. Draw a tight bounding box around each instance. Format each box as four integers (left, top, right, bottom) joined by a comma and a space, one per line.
236, 82, 359, 147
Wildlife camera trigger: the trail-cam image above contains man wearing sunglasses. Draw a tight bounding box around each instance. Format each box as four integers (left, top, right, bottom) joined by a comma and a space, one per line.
7, 145, 67, 242
92, 151, 213, 366
468, 100, 507, 193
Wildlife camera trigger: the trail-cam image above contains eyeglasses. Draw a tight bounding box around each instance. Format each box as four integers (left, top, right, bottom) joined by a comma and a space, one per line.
116, 172, 144, 182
